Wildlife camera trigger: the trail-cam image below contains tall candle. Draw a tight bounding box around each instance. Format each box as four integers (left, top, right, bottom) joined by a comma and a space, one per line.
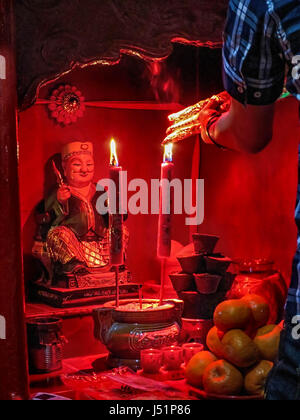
157, 143, 174, 258
109, 139, 124, 266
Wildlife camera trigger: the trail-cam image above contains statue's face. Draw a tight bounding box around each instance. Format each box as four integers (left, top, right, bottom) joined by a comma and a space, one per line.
63, 154, 95, 188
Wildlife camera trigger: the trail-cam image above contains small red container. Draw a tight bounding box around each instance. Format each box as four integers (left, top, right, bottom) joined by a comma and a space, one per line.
177, 255, 204, 274
192, 234, 219, 255
169, 272, 195, 292
205, 256, 232, 275
193, 273, 222, 295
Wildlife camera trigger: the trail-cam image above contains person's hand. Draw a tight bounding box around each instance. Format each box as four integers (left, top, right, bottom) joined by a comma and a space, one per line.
162, 91, 231, 145
57, 185, 71, 204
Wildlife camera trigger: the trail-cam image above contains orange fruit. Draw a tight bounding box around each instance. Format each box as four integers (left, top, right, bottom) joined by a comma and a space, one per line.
185, 351, 217, 388
254, 324, 282, 362
213, 300, 252, 332
206, 327, 225, 359
241, 295, 270, 328
244, 360, 274, 396
255, 324, 277, 337
222, 329, 260, 368
203, 360, 244, 396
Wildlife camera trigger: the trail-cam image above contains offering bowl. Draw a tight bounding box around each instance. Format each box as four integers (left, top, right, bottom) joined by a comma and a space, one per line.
177, 254, 204, 274
205, 256, 232, 275
169, 272, 195, 292
192, 234, 220, 255
193, 273, 222, 295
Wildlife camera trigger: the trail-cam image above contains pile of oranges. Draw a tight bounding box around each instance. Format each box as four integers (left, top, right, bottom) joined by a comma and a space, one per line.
185, 294, 283, 397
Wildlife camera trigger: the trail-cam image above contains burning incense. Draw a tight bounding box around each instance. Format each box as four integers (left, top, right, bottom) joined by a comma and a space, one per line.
139, 285, 143, 310
159, 258, 166, 306
115, 266, 120, 308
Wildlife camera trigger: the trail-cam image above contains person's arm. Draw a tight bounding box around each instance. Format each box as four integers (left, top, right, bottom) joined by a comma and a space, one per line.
209, 98, 276, 154
163, 1, 285, 152
210, 0, 283, 153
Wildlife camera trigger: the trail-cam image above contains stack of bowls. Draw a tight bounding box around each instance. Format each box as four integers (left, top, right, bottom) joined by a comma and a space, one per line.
169, 234, 233, 320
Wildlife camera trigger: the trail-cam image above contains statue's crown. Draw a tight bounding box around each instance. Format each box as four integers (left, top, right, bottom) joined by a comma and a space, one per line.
62, 141, 93, 161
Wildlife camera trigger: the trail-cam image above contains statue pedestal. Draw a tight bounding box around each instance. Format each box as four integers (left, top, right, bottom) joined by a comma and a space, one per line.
32, 282, 139, 308
32, 269, 139, 308
52, 268, 131, 289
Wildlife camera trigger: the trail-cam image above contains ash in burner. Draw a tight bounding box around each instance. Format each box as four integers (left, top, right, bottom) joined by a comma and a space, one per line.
117, 302, 173, 312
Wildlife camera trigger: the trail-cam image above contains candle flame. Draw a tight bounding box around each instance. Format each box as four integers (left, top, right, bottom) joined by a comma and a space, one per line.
163, 143, 173, 163
110, 139, 119, 166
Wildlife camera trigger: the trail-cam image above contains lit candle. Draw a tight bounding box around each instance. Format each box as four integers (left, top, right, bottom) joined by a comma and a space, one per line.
109, 139, 124, 266
109, 139, 124, 309
157, 143, 174, 258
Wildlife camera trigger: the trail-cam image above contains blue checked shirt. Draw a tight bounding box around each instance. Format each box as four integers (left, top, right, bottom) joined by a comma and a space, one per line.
223, 0, 300, 318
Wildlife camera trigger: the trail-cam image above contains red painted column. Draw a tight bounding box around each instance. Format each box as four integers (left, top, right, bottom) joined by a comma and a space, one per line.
0, 0, 29, 400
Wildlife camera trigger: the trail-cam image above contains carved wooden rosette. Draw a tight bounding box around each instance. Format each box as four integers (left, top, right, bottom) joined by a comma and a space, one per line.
16, 0, 228, 110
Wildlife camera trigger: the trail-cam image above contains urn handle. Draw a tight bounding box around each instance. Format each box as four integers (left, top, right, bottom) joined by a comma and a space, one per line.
166, 299, 184, 328
93, 307, 113, 344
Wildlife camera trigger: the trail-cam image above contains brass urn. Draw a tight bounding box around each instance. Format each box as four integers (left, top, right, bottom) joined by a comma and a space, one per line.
93, 299, 184, 370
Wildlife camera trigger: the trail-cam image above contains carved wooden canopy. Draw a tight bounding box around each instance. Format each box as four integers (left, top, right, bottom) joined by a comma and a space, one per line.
15, 0, 229, 110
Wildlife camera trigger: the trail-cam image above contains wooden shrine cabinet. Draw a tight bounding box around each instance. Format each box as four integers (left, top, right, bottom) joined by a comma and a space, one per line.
0, 0, 228, 399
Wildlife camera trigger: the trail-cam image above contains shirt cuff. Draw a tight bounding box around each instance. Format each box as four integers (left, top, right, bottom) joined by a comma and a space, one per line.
222, 69, 285, 106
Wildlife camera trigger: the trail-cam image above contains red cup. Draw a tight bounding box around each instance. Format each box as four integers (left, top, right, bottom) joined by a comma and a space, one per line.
162, 346, 184, 371
182, 343, 204, 364
140, 349, 163, 374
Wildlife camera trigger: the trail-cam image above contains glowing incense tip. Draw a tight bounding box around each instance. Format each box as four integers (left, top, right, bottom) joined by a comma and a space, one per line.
110, 139, 119, 167
163, 143, 173, 163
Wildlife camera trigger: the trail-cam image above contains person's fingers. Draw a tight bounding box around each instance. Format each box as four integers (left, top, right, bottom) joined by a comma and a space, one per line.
202, 96, 220, 111
169, 92, 230, 122
162, 123, 202, 144
220, 102, 230, 112
218, 91, 231, 102
168, 99, 208, 122
166, 113, 200, 135
165, 108, 220, 143
168, 103, 199, 122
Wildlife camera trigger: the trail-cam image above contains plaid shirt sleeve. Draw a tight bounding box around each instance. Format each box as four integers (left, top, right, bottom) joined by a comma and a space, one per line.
223, 0, 300, 105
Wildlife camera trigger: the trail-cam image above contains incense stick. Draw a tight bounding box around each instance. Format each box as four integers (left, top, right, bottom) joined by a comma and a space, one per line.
115, 266, 120, 308
139, 285, 143, 310
159, 258, 166, 306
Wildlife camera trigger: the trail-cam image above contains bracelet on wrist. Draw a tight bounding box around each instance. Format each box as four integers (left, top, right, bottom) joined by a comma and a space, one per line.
206, 115, 228, 151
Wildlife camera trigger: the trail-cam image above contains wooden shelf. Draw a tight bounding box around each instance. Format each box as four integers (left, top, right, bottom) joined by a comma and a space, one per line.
25, 301, 108, 320
25, 291, 138, 320
25, 286, 157, 320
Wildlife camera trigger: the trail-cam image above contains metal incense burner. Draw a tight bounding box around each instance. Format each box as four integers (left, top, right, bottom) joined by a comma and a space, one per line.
93, 299, 184, 370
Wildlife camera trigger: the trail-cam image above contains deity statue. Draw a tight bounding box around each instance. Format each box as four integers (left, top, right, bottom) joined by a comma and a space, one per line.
32, 141, 129, 290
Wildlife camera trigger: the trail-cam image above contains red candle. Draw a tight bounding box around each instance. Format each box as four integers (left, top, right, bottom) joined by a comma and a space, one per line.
157, 143, 174, 258
109, 139, 124, 266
